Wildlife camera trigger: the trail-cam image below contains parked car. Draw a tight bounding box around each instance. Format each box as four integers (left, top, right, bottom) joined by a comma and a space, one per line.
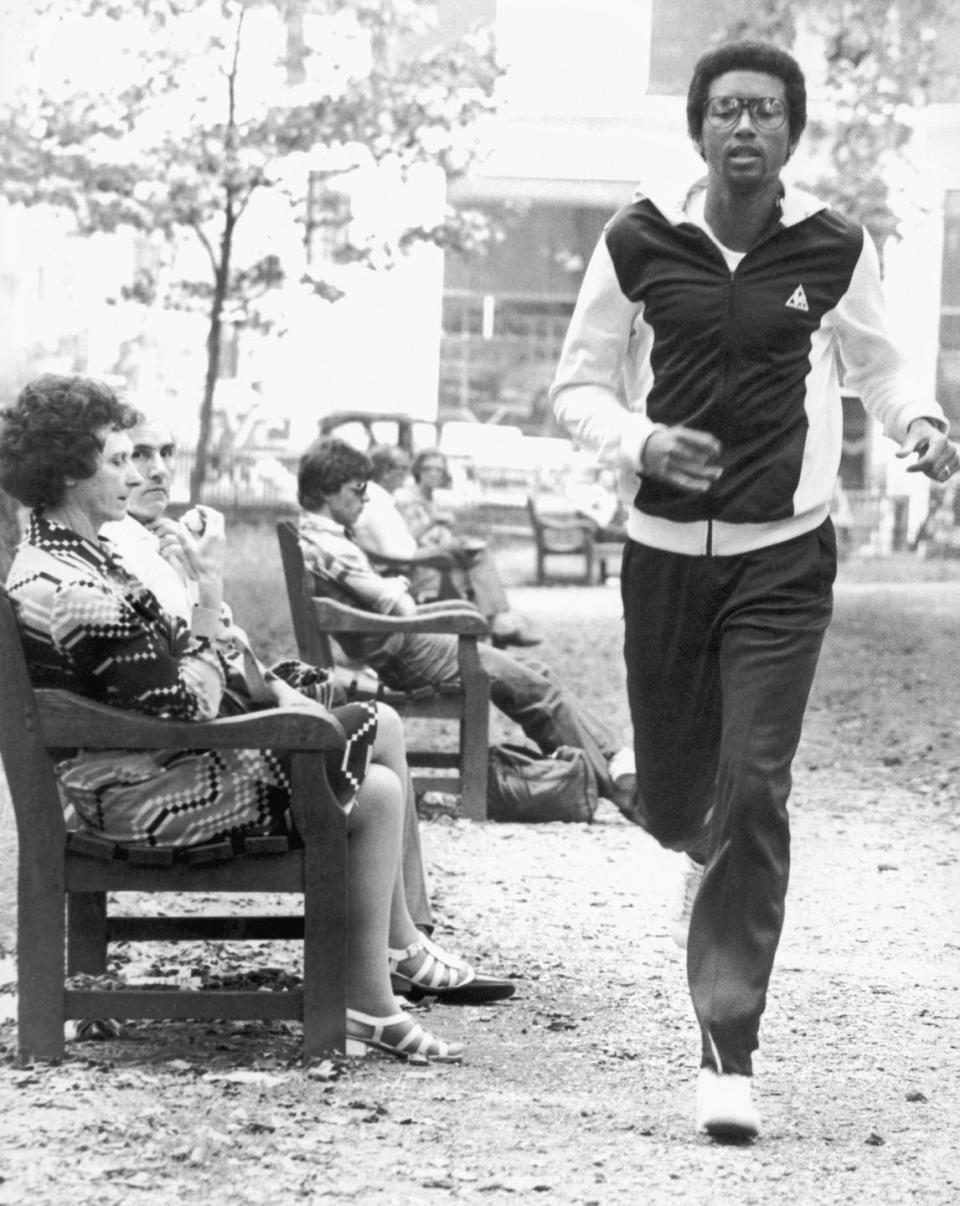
317, 410, 438, 453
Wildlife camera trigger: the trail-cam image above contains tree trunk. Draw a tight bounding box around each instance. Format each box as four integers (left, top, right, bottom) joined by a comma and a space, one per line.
189, 211, 236, 505
189, 292, 226, 504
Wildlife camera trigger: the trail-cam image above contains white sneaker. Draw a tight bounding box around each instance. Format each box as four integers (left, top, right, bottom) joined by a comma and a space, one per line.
695, 1068, 761, 1140
668, 854, 704, 949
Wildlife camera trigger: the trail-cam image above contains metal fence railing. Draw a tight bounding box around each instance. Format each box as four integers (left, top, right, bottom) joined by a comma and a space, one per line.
171, 448, 299, 510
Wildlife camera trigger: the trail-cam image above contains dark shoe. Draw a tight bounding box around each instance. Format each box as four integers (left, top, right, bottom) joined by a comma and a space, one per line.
389, 935, 516, 1004
391, 971, 517, 1005
65, 1018, 123, 1041
491, 630, 541, 649
609, 773, 644, 825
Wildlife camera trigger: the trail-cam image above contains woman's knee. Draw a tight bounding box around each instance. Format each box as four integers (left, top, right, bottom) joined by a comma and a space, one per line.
371, 703, 407, 768
355, 763, 405, 822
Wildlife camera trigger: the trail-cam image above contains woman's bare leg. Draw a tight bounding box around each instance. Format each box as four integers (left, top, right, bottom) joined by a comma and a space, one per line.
368, 704, 426, 951
343, 762, 406, 1014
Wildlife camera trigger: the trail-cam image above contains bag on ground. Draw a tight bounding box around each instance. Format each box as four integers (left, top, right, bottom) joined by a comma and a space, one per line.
487, 743, 598, 823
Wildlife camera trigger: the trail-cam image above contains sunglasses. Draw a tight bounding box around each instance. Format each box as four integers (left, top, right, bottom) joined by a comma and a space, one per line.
703, 96, 787, 132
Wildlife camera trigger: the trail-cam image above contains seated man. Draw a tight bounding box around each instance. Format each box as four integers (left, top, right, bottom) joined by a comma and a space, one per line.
568, 468, 628, 544
382, 446, 540, 649
298, 438, 639, 821
353, 445, 423, 563
103, 416, 514, 1005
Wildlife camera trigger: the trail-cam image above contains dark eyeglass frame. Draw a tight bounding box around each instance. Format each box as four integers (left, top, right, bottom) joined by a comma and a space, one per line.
703, 95, 787, 132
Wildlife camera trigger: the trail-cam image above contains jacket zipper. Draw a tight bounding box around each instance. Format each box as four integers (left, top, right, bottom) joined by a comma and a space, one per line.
707, 272, 738, 559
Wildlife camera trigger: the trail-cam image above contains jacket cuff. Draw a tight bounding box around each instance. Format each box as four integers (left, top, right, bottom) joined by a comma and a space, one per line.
620, 414, 662, 473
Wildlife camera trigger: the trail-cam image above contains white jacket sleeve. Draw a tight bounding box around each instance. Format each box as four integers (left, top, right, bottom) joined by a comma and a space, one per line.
837, 230, 947, 441
550, 236, 658, 472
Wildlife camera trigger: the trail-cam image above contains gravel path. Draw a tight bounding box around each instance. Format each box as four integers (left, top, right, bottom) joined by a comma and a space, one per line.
0, 575, 957, 1204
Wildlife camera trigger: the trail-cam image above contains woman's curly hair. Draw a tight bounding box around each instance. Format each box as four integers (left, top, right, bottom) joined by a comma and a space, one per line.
0, 374, 140, 508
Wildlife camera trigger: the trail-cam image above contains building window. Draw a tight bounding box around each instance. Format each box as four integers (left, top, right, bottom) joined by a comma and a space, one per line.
439, 292, 575, 432
305, 175, 352, 266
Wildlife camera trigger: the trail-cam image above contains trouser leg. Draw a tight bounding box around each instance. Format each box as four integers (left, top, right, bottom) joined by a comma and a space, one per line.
378, 634, 623, 795
621, 525, 835, 1076
400, 770, 433, 933
621, 540, 721, 855
465, 550, 511, 620
480, 646, 622, 795
690, 614, 827, 1076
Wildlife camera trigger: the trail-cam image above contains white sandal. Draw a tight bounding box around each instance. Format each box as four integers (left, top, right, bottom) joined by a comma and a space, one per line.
388, 935, 477, 998
345, 1008, 464, 1063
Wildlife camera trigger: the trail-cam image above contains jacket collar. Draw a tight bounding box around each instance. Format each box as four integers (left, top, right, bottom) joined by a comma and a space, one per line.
299, 509, 349, 539
632, 177, 828, 230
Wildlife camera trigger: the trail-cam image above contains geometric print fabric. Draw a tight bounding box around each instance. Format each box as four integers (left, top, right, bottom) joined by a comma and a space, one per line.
7, 513, 378, 846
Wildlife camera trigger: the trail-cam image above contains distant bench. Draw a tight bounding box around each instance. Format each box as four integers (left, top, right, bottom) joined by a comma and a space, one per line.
526, 495, 625, 585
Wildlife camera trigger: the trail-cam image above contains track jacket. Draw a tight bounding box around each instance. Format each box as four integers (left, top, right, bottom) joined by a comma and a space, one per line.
550, 180, 945, 556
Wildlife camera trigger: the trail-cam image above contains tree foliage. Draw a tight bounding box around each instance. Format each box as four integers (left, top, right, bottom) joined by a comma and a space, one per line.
0, 0, 501, 498
718, 0, 949, 249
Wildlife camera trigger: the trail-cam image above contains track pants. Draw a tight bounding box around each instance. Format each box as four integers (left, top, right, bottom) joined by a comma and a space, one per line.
621, 520, 836, 1076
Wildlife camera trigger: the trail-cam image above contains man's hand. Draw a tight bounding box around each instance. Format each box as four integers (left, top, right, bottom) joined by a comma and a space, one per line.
641, 426, 724, 494
897, 419, 960, 483
151, 506, 226, 613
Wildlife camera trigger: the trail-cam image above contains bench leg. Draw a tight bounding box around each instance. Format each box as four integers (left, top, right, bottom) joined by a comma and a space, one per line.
17, 876, 66, 1063
298, 761, 348, 1063
67, 891, 108, 975
458, 709, 490, 822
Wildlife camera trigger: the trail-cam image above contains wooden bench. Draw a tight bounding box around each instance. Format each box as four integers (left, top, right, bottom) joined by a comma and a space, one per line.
0, 584, 350, 1065
526, 495, 626, 585
276, 519, 492, 820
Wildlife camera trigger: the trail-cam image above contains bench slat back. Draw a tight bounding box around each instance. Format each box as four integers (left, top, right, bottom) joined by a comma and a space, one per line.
0, 585, 66, 845
276, 518, 336, 668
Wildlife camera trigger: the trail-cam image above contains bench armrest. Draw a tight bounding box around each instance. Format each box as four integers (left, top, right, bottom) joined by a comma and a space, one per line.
369, 549, 458, 572
35, 690, 347, 753
537, 514, 595, 535
312, 598, 489, 637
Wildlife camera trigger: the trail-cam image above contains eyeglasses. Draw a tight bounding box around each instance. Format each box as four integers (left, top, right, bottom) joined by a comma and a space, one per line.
345, 483, 368, 502
703, 95, 787, 132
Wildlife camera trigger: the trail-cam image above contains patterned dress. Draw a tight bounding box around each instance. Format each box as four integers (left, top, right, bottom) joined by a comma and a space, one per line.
6, 514, 377, 846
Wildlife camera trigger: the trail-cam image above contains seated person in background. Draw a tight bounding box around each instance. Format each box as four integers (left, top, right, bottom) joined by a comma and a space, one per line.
0, 375, 496, 1063
298, 438, 639, 822
102, 414, 514, 1007
353, 444, 423, 563
390, 447, 540, 649
568, 468, 628, 543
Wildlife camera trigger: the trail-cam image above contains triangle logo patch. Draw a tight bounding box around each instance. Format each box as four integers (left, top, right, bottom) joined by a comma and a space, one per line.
785, 284, 809, 312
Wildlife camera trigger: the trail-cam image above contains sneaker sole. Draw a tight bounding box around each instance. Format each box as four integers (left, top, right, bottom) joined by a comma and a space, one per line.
699, 1118, 760, 1142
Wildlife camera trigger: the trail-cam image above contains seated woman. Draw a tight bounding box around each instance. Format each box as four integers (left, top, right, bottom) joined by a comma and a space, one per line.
0, 374, 470, 1063
392, 448, 540, 648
